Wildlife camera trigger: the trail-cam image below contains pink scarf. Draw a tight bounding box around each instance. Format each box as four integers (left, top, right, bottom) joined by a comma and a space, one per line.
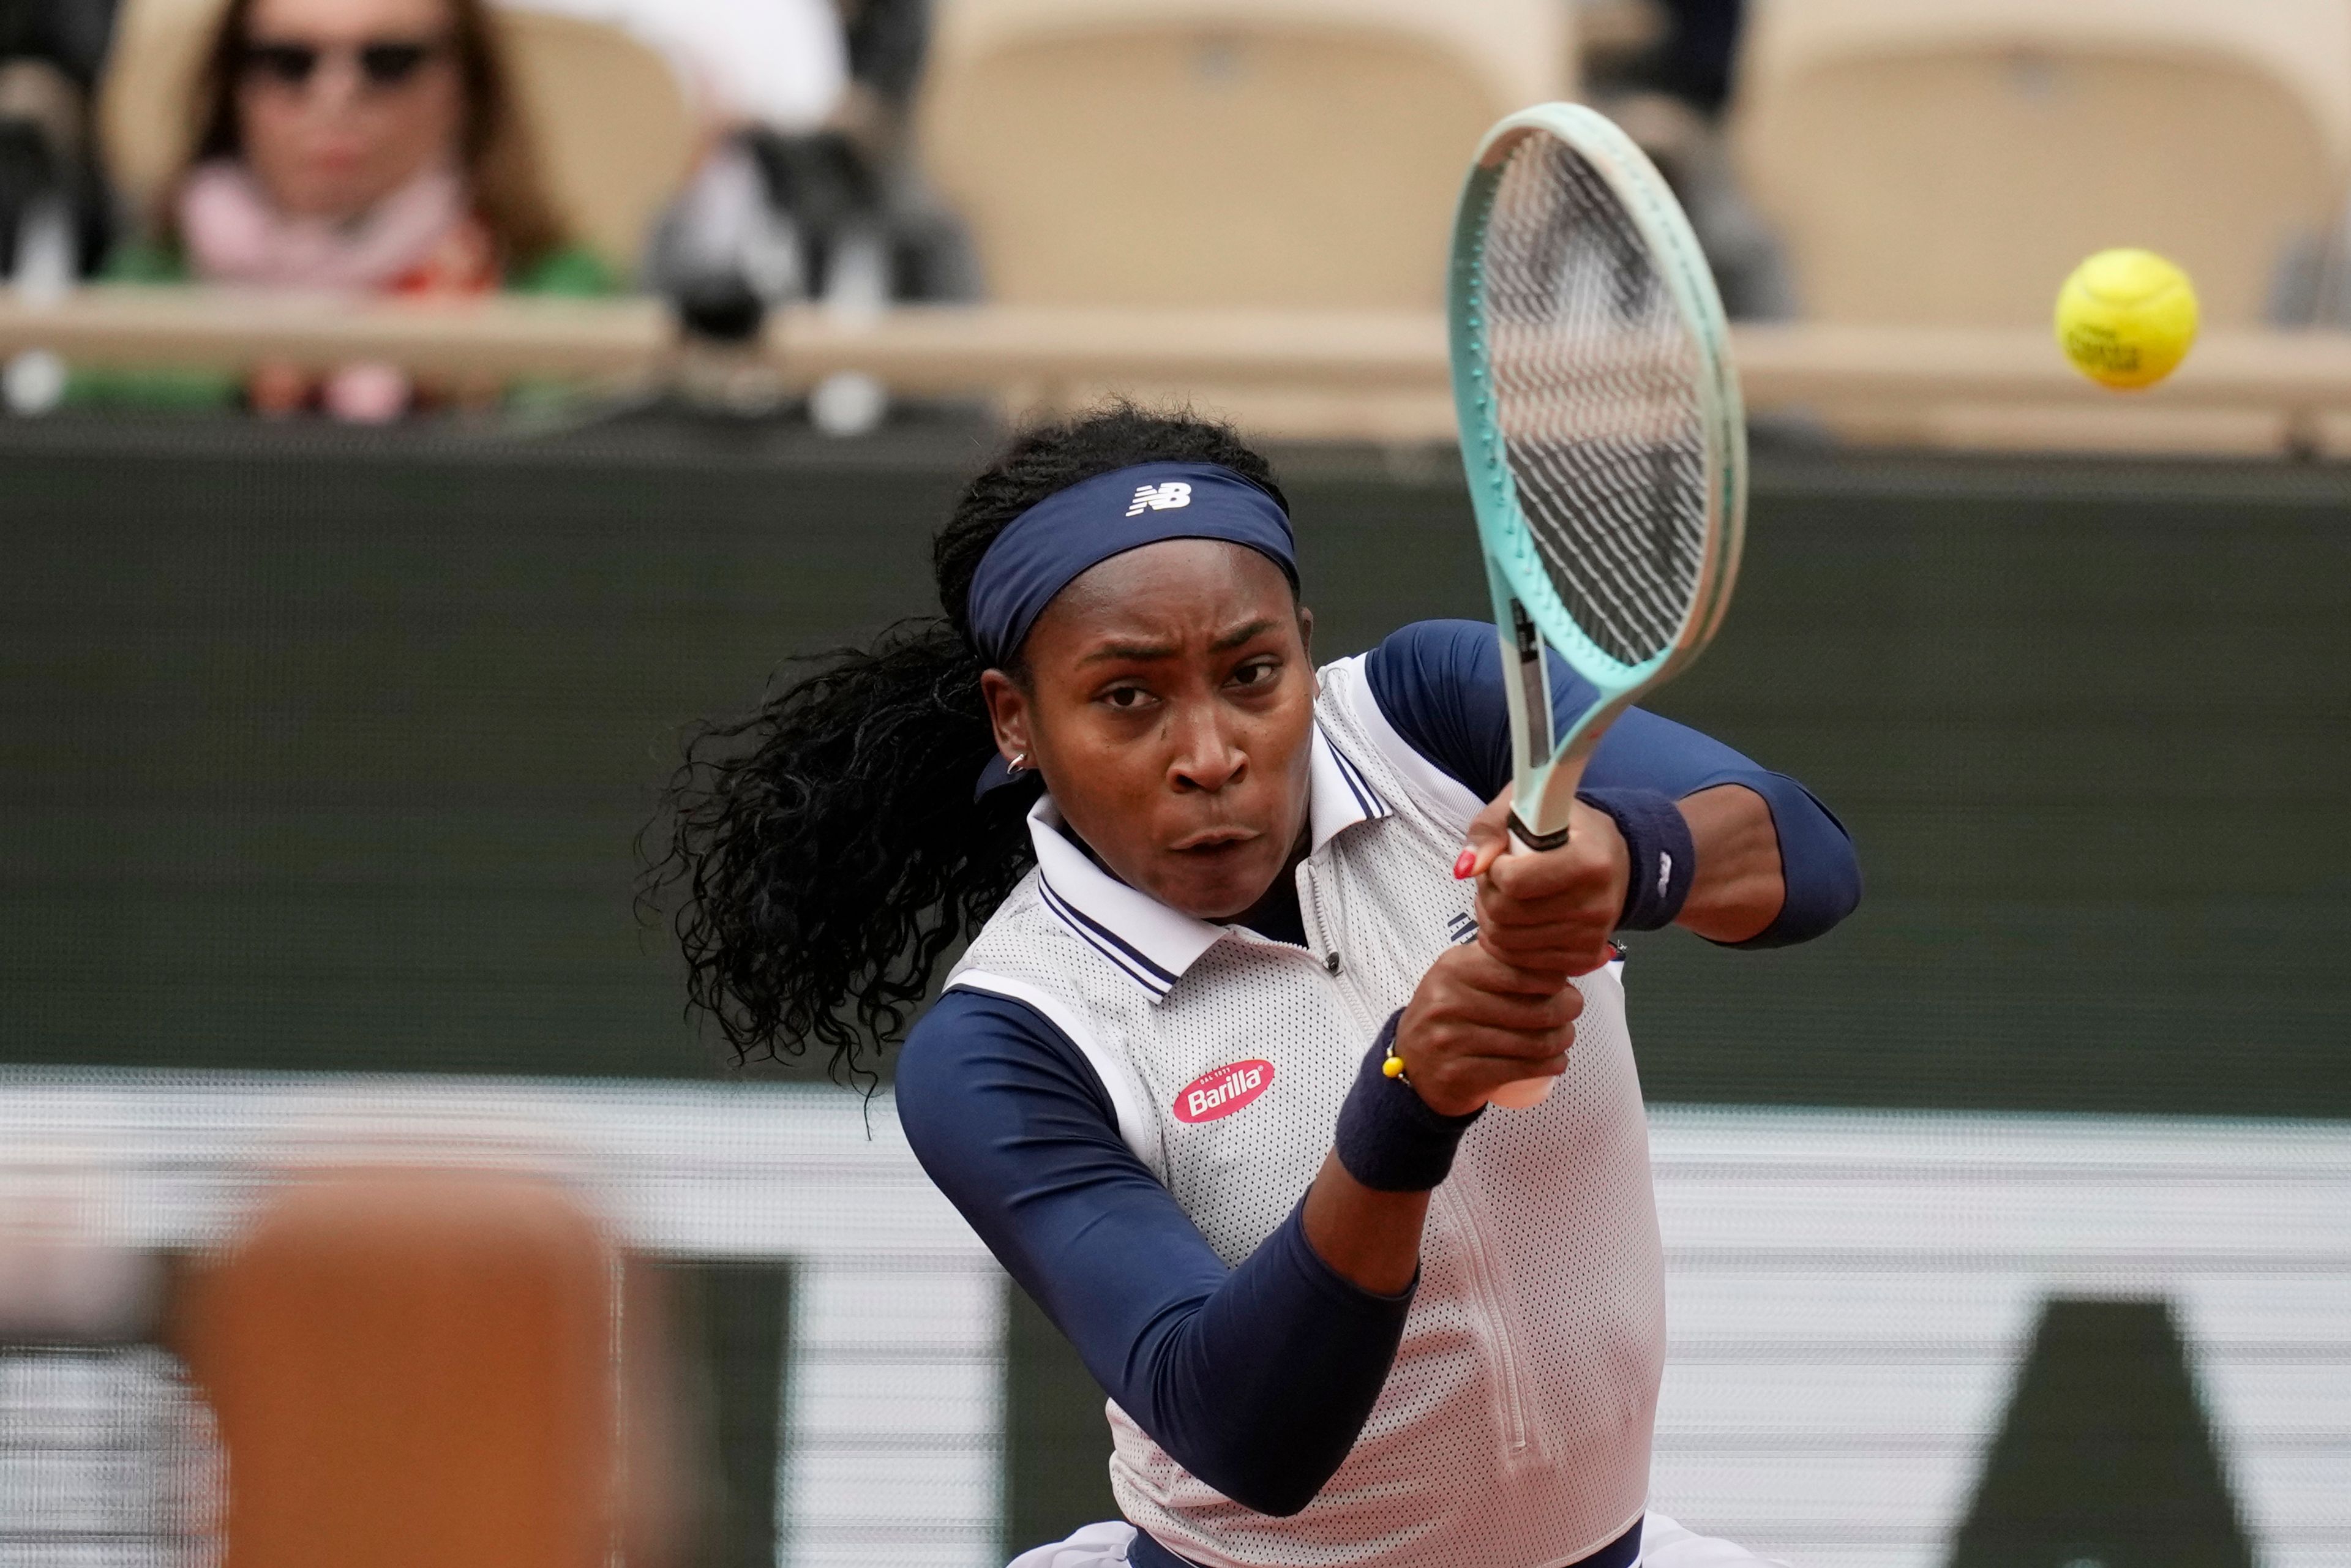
179, 160, 471, 290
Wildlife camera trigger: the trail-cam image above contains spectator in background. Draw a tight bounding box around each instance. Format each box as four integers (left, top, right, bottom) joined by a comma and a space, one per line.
0, 0, 117, 285
1646, 0, 1742, 117
99, 0, 607, 418
1583, 0, 1784, 318
833, 0, 971, 303
622, 0, 966, 430
518, 0, 963, 307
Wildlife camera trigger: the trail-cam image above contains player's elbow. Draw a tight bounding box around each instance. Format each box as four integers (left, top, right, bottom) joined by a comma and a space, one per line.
1151, 1390, 1363, 1517
1726, 779, 1862, 949
1187, 1444, 1348, 1518
1823, 846, 1864, 930
1783, 869, 1861, 947
1742, 851, 1861, 948
1244, 1482, 1327, 1520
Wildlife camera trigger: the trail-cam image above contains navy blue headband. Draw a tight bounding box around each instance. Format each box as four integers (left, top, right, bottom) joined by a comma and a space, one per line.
963, 461, 1296, 670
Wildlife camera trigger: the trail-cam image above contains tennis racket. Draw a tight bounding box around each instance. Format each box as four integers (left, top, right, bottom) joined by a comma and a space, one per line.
1447, 103, 1748, 1107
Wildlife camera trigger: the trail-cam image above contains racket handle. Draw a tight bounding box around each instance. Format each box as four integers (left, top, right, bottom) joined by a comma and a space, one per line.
1489, 811, 1567, 1108
1505, 809, 1570, 856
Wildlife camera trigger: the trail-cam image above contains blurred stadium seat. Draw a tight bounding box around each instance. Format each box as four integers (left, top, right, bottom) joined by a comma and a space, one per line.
493, 9, 697, 279
1733, 0, 2351, 330
916, 0, 1575, 310
174, 1168, 658, 1568
96, 0, 695, 280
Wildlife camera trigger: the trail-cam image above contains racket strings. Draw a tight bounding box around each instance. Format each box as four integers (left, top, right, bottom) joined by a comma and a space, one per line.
1481, 135, 1709, 669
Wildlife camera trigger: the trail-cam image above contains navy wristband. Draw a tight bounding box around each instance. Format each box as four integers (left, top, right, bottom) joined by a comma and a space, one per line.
1577, 787, 1697, 931
1332, 1014, 1482, 1193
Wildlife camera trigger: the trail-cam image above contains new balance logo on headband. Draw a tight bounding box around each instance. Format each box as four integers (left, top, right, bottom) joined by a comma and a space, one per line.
1126, 481, 1193, 516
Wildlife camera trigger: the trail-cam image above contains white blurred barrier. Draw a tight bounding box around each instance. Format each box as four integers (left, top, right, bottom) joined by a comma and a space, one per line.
0, 1070, 2344, 1567
0, 1071, 1007, 1568
1646, 1108, 2351, 1568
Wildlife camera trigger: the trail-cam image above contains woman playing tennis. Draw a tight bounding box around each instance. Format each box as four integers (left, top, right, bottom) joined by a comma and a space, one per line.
655, 407, 1859, 1568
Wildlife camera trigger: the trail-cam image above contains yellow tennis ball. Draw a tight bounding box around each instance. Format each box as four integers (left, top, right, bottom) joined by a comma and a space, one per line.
2055, 249, 2199, 390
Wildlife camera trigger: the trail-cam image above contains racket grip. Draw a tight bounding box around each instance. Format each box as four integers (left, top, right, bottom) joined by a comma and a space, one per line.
1505, 809, 1570, 857
1490, 812, 1569, 1107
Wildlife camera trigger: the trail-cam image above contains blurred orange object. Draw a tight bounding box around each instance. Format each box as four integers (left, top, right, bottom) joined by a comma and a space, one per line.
176, 1168, 639, 1568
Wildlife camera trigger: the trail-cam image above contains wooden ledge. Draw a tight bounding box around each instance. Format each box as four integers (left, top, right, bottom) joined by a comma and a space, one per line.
10, 287, 2351, 449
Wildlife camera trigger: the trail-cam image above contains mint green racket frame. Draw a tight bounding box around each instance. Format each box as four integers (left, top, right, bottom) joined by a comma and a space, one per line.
1449, 102, 1748, 850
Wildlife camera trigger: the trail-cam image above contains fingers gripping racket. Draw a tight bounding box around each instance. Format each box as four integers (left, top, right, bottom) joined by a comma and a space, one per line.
1449, 104, 1748, 1107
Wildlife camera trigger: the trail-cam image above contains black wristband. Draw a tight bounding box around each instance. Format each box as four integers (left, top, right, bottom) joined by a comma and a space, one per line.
1577, 787, 1696, 931
1332, 1014, 1482, 1193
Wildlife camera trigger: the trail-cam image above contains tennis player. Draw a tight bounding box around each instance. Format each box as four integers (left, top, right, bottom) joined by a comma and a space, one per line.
654, 408, 1860, 1567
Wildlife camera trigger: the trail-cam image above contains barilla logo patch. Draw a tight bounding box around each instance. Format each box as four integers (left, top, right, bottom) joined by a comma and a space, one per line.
1173, 1059, 1273, 1123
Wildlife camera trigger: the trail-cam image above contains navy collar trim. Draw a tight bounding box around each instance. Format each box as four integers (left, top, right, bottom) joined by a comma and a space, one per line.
1035, 873, 1180, 1000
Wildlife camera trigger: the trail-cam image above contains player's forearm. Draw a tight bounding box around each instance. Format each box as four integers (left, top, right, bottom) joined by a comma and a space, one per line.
901, 996, 1416, 1517
1302, 1151, 1429, 1296
1573, 703, 1859, 947
1137, 1199, 1413, 1515
1674, 782, 1783, 943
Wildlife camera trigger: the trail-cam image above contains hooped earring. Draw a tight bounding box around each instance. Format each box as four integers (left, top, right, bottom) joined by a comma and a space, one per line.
1009, 752, 1030, 774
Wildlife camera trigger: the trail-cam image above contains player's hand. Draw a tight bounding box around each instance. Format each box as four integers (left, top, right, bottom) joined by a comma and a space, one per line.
1453, 790, 1629, 981
1392, 941, 1585, 1117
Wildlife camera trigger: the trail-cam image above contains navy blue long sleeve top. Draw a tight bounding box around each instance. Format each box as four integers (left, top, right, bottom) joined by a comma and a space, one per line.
895, 620, 1859, 1550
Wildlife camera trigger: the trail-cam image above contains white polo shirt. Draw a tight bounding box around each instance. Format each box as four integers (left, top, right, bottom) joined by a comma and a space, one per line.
946, 653, 1665, 1568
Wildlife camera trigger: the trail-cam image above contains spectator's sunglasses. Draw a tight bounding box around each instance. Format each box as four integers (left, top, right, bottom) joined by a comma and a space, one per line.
239, 36, 449, 91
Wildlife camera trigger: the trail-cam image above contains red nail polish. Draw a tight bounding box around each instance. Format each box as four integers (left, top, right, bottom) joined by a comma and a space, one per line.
1452, 850, 1476, 880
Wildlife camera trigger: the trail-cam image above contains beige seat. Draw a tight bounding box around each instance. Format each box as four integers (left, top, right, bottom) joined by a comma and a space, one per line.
1733, 0, 2351, 329
918, 0, 1576, 311
174, 1167, 686, 1568
97, 0, 694, 280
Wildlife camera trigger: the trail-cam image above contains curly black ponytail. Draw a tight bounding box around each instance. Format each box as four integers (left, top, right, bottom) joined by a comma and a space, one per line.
643, 405, 1289, 1080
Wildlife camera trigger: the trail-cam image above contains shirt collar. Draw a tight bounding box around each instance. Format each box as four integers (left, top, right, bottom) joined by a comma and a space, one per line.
1027, 722, 1390, 1003
1307, 718, 1393, 852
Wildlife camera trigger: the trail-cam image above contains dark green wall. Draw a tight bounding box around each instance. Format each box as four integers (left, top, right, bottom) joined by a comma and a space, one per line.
3, 419, 2345, 1114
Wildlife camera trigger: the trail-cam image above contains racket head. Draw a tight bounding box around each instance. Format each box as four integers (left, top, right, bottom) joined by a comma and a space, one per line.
1450, 103, 1747, 837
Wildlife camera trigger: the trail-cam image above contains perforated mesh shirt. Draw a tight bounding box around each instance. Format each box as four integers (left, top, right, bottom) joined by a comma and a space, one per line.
947, 655, 1664, 1568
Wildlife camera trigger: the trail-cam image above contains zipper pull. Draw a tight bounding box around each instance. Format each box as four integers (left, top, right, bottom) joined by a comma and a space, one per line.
1324, 951, 1343, 975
